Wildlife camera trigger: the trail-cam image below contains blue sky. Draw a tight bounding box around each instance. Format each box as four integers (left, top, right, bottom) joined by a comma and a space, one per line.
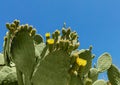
0, 0, 120, 80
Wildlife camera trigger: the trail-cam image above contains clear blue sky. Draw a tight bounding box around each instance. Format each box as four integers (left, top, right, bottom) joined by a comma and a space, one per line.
0, 0, 120, 80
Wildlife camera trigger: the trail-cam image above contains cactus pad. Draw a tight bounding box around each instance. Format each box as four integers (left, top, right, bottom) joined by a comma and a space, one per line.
77, 48, 93, 77
2, 71, 18, 85
10, 28, 36, 78
31, 50, 70, 85
107, 64, 120, 85
97, 53, 112, 72
88, 68, 98, 83
34, 34, 43, 44
0, 53, 5, 65
93, 79, 107, 85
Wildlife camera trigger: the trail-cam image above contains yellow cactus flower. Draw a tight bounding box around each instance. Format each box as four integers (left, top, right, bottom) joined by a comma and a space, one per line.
47, 39, 54, 44
76, 57, 87, 66
56, 30, 60, 35
45, 32, 50, 37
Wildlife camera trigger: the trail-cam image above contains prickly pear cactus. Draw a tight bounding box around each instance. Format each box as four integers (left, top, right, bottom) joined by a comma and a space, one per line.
107, 64, 120, 85
4, 20, 43, 85
1, 19, 120, 85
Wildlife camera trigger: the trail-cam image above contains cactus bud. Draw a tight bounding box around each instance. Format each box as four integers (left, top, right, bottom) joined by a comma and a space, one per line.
67, 44, 74, 53
6, 23, 11, 30
28, 26, 33, 33
89, 45, 93, 51
31, 29, 36, 37
70, 32, 74, 38
72, 34, 77, 40
20, 25, 24, 30
4, 36, 7, 41
11, 23, 16, 28
70, 52, 79, 64
59, 40, 64, 49
45, 33, 50, 38
64, 40, 70, 51
54, 30, 60, 42
52, 32, 55, 39
62, 28, 66, 36
66, 28, 71, 34
24, 24, 29, 30
14, 19, 20, 27
55, 30, 60, 36
45, 32, 51, 44
74, 42, 80, 50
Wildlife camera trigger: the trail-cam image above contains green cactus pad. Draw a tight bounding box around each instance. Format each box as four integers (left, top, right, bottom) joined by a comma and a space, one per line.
2, 71, 18, 85
97, 53, 112, 73
31, 50, 70, 85
107, 64, 120, 85
0, 71, 8, 84
34, 43, 46, 62
93, 79, 107, 85
0, 66, 13, 74
78, 48, 93, 77
0, 66, 17, 84
35, 43, 46, 55
88, 68, 98, 83
34, 34, 43, 44
10, 29, 36, 78
0, 53, 5, 65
